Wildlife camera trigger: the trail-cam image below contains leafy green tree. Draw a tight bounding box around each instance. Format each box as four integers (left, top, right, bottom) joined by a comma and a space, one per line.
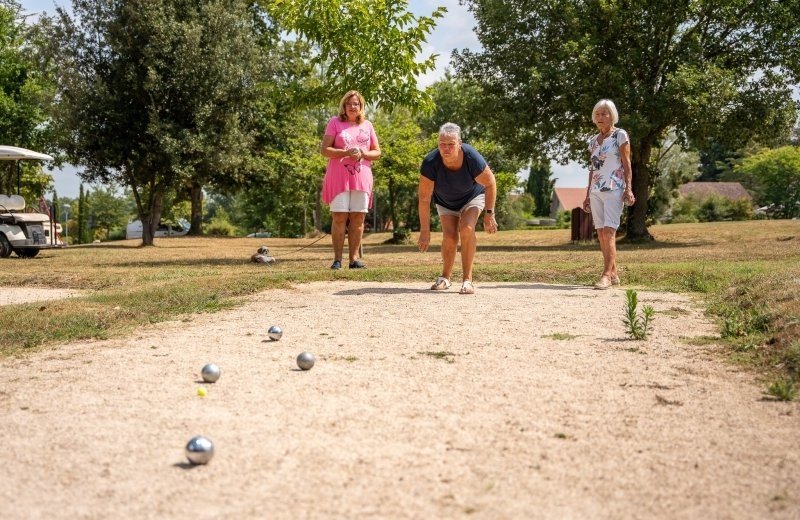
76, 183, 88, 244
649, 133, 701, 222
262, 0, 445, 111
89, 186, 134, 240
735, 146, 800, 218
525, 161, 554, 217
0, 1, 53, 150
372, 108, 432, 238
234, 108, 327, 237
456, 0, 800, 240
0, 1, 56, 203
45, 0, 273, 245
418, 73, 491, 142
466, 137, 525, 229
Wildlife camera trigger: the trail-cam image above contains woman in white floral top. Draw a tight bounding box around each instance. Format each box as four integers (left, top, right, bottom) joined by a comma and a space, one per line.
581, 99, 635, 289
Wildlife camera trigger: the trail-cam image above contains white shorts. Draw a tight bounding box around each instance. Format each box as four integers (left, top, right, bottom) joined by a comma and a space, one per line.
590, 189, 624, 229
329, 190, 370, 213
436, 194, 486, 217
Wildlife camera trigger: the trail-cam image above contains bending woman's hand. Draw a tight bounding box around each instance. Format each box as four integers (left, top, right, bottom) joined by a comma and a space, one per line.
418, 230, 431, 252
483, 214, 498, 234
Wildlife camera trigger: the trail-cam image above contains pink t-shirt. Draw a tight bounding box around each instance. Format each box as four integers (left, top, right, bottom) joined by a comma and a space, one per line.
321, 117, 379, 205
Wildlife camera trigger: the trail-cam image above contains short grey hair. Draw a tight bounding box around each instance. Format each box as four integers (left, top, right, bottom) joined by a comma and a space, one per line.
592, 99, 619, 125
438, 122, 462, 141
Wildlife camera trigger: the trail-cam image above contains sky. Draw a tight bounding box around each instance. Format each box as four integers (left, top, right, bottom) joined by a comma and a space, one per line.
19, 0, 585, 198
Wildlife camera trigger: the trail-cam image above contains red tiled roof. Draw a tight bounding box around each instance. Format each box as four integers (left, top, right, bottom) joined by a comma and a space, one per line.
553, 187, 587, 211
678, 182, 752, 201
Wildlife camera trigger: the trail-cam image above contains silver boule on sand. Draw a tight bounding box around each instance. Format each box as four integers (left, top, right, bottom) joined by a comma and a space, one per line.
185, 436, 214, 465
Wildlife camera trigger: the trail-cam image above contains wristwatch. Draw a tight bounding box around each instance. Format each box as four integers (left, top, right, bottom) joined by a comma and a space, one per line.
485, 208, 494, 214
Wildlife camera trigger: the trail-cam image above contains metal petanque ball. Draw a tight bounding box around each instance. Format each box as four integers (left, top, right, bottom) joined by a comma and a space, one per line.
185, 435, 214, 465
268, 325, 283, 341
297, 352, 315, 371
201, 363, 221, 383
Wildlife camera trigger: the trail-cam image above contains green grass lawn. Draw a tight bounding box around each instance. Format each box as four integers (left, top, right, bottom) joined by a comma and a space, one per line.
1, 219, 798, 398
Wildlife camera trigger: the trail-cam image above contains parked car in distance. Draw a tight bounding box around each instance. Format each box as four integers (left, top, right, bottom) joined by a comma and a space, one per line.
246, 231, 272, 238
125, 219, 190, 240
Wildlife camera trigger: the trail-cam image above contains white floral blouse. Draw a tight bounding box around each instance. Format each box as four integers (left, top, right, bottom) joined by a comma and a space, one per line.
588, 128, 629, 192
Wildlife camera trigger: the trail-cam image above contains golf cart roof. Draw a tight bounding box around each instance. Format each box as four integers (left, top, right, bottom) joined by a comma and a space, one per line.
0, 146, 53, 161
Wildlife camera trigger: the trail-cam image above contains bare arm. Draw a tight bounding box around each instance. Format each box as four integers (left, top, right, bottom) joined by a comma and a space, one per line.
417, 176, 435, 252
619, 141, 635, 206
320, 134, 360, 160
361, 144, 381, 162
475, 166, 498, 234
583, 167, 593, 213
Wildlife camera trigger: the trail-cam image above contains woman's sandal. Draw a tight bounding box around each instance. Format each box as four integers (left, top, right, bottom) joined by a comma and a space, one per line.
594, 276, 612, 290
459, 280, 475, 295
431, 276, 451, 290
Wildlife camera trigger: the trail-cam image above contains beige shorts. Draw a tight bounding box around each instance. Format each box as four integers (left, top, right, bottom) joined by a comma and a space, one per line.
436, 194, 486, 217
329, 190, 370, 213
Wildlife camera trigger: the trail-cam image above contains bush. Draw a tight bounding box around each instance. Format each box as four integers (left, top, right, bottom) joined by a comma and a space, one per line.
385, 227, 412, 244
107, 228, 126, 241
205, 216, 237, 236
669, 194, 753, 223
555, 209, 571, 228
727, 198, 754, 220
497, 193, 534, 230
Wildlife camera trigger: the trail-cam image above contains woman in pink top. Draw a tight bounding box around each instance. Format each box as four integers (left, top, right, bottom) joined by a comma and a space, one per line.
320, 90, 381, 269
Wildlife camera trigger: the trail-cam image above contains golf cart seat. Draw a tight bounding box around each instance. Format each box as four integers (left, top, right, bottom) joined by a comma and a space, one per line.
0, 194, 26, 212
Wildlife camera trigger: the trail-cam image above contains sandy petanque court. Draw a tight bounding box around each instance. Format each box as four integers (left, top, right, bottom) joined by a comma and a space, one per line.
1, 281, 798, 519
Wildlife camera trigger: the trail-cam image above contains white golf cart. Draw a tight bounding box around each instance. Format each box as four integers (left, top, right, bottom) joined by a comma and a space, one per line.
0, 146, 65, 258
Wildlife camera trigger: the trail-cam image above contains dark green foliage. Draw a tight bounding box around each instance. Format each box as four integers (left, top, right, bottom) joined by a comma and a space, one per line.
526, 161, 554, 217
261, 0, 444, 112
456, 0, 800, 240
735, 146, 800, 218
46, 0, 274, 244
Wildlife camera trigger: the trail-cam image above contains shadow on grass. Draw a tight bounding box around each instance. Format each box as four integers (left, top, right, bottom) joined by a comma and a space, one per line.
97, 257, 319, 268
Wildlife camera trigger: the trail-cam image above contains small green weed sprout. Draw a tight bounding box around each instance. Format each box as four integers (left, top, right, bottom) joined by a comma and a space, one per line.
623, 289, 655, 340
766, 379, 797, 401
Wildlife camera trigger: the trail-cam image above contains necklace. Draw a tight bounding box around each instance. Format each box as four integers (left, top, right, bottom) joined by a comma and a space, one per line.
598, 127, 614, 143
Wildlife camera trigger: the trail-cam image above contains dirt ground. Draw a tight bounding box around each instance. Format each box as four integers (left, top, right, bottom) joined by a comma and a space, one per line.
1, 281, 798, 519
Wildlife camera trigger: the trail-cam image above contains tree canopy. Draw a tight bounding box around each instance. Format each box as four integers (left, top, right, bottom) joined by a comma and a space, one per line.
261, 0, 445, 111
456, 0, 800, 239
735, 146, 800, 219
0, 1, 55, 200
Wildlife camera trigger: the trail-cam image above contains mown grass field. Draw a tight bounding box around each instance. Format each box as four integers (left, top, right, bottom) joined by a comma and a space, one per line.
1, 220, 798, 397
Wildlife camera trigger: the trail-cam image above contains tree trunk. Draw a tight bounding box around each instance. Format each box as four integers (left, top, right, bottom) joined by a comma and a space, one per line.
142, 191, 164, 246
388, 177, 399, 235
626, 142, 654, 241
189, 182, 203, 235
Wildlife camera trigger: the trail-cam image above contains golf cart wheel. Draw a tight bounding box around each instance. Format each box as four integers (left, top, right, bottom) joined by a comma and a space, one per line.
0, 234, 12, 258
14, 248, 39, 258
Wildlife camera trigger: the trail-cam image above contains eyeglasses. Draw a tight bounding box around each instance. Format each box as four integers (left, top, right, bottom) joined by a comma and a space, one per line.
346, 103, 361, 108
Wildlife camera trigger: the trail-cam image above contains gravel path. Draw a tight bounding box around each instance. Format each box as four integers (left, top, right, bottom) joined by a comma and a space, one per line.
1, 281, 798, 519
